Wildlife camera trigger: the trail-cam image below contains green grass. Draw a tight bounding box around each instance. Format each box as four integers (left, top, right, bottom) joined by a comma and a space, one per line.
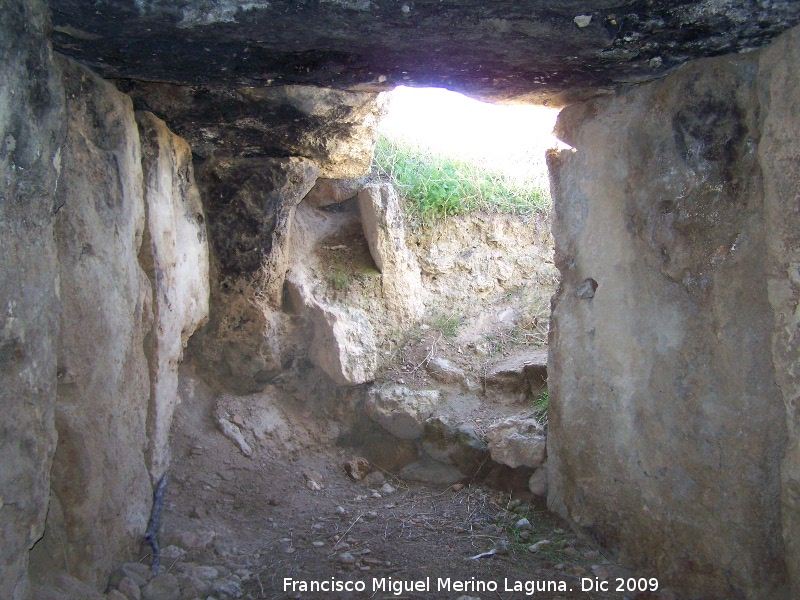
432, 314, 461, 337
532, 390, 548, 426
371, 135, 551, 225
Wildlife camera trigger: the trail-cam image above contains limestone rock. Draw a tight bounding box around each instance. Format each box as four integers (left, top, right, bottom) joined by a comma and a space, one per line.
425, 357, 466, 385
217, 418, 254, 457
307, 301, 377, 386
358, 184, 425, 321
118, 83, 386, 178
548, 47, 787, 598
485, 349, 548, 402
108, 563, 151, 589
421, 417, 490, 477
343, 457, 371, 481
141, 573, 180, 600
486, 417, 546, 469
189, 157, 319, 393
528, 461, 548, 497
399, 455, 464, 485
51, 1, 800, 105
137, 111, 210, 482
364, 386, 440, 440
116, 576, 141, 600
758, 25, 800, 598
30, 572, 106, 600
42, 55, 153, 587
304, 176, 369, 208
0, 1, 64, 595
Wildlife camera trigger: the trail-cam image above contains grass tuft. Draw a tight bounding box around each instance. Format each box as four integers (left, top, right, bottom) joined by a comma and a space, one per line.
371, 135, 551, 225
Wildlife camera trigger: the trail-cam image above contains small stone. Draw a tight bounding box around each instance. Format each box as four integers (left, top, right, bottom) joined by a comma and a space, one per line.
312, 541, 325, 547
116, 577, 141, 600
343, 457, 371, 480
452, 483, 464, 491
306, 479, 322, 491
515, 518, 532, 530
191, 505, 208, 519
191, 566, 219, 580
159, 545, 185, 560
574, 14, 592, 27
365, 511, 379, 520
140, 573, 180, 600
528, 539, 551, 553
371, 491, 382, 498
284, 546, 296, 554
335, 506, 347, 515
213, 578, 243, 597
338, 552, 357, 564
518, 531, 531, 541
380, 483, 396, 495
494, 539, 510, 555
584, 550, 600, 559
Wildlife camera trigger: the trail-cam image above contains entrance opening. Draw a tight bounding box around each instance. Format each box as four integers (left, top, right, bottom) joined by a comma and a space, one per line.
368, 86, 562, 423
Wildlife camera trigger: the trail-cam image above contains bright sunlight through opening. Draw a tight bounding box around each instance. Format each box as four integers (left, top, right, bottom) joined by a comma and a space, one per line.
378, 87, 564, 181
372, 87, 565, 224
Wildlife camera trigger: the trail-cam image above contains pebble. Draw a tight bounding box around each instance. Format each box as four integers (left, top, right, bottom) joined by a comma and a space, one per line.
338, 552, 357, 564
493, 539, 510, 555
365, 511, 379, 520
312, 541, 325, 547
528, 540, 551, 553
192, 566, 219, 580
107, 591, 128, 600
380, 483, 396, 495
335, 506, 347, 515
306, 480, 322, 491
515, 517, 532, 530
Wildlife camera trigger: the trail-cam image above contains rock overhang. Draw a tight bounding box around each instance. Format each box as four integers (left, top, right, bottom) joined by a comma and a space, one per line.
49, 0, 800, 106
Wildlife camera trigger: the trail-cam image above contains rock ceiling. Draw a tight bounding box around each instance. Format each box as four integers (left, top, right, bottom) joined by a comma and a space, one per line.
49, 0, 800, 105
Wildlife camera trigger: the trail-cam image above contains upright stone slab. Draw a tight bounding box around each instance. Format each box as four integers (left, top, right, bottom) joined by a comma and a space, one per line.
758, 25, 800, 599
358, 184, 424, 321
547, 51, 787, 598
0, 1, 64, 597
137, 111, 210, 482
42, 56, 154, 587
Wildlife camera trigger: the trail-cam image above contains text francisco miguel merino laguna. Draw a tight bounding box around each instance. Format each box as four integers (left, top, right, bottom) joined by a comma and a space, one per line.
284, 576, 579, 596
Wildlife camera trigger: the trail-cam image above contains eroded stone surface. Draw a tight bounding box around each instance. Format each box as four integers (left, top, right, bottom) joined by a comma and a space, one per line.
358, 184, 424, 321
189, 157, 319, 393
137, 111, 210, 482
50, 1, 800, 105
547, 48, 787, 598
117, 83, 386, 178
364, 385, 439, 440
757, 25, 800, 599
0, 1, 64, 597
486, 417, 546, 469
304, 176, 369, 208
36, 56, 154, 588
306, 301, 378, 386
421, 416, 490, 477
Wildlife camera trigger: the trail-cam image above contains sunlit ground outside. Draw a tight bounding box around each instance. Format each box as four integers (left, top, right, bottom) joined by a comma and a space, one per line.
372, 86, 564, 223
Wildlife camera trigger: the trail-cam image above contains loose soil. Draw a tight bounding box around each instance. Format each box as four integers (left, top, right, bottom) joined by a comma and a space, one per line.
156, 368, 653, 600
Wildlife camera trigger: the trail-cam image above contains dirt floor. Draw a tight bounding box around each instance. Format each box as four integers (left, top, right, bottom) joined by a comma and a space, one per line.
153, 367, 674, 600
